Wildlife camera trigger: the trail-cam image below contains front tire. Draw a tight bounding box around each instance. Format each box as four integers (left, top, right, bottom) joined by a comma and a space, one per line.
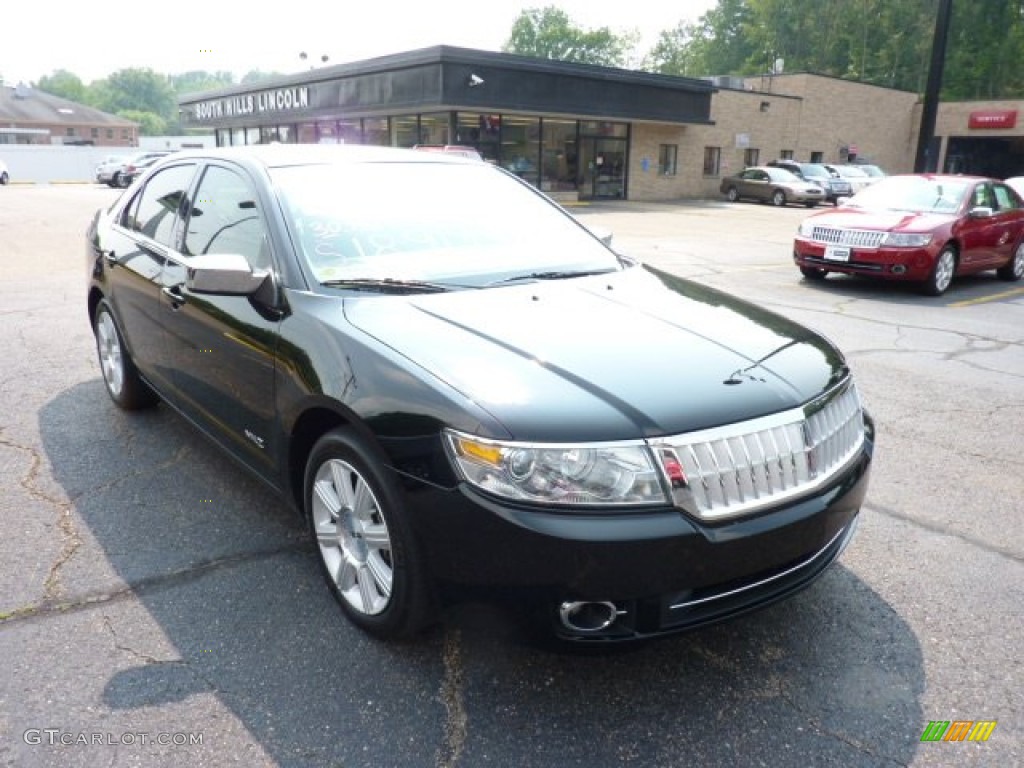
0, 171, 8, 185
997, 242, 1024, 281
305, 428, 433, 639
772, 190, 787, 207
800, 265, 828, 281
93, 300, 158, 410
922, 246, 957, 296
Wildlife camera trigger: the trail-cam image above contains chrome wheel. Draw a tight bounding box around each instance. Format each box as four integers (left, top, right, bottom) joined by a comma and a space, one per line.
312, 458, 393, 616
998, 242, 1024, 281
929, 248, 956, 295
96, 309, 125, 398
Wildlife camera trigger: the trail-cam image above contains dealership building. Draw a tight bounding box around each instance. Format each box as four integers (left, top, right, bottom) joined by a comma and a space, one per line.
179, 45, 1024, 202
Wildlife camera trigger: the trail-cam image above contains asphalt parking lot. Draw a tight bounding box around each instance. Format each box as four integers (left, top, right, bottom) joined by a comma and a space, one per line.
0, 185, 1021, 768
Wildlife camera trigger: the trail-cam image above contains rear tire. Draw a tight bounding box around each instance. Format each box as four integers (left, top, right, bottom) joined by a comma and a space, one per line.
305, 427, 434, 640
726, 187, 739, 203
0, 171, 8, 185
93, 300, 158, 410
997, 242, 1024, 281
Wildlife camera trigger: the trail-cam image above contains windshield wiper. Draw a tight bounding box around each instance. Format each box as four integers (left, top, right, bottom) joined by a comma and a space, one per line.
488, 267, 618, 286
321, 277, 456, 293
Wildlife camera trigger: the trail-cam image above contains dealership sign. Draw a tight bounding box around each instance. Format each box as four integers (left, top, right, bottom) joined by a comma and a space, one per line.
968, 109, 1017, 129
192, 87, 310, 121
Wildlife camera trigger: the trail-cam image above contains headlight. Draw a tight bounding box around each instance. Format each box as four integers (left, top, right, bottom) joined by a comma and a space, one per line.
444, 430, 667, 507
880, 232, 932, 247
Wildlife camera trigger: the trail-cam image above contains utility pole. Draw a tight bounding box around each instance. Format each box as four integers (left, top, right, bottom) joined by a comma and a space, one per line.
914, 0, 954, 172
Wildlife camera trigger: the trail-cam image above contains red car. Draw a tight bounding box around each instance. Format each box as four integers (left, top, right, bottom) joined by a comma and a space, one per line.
793, 174, 1024, 295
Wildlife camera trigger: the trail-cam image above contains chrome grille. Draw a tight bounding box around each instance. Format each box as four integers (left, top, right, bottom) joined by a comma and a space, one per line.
808, 227, 884, 249
653, 379, 865, 521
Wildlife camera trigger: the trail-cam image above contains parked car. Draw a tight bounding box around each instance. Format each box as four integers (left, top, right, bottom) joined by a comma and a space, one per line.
794, 173, 1024, 295
117, 154, 165, 188
96, 151, 172, 187
0, 158, 9, 185
720, 166, 827, 207
768, 160, 852, 204
852, 163, 886, 180
824, 164, 874, 195
88, 145, 873, 642
1004, 176, 1024, 199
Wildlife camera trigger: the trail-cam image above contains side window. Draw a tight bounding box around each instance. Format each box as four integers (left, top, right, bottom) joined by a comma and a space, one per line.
119, 164, 196, 248
973, 183, 994, 209
993, 183, 1019, 211
184, 165, 270, 269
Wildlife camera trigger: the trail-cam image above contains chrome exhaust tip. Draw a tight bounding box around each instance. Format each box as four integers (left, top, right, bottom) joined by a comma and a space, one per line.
558, 601, 623, 634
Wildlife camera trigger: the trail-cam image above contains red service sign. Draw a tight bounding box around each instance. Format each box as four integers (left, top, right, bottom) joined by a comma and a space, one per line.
968, 110, 1018, 129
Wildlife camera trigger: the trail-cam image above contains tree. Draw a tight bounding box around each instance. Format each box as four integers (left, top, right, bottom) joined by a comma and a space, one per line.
117, 109, 167, 136
35, 69, 88, 103
504, 6, 634, 67
646, 0, 755, 76
90, 68, 177, 120
169, 70, 236, 97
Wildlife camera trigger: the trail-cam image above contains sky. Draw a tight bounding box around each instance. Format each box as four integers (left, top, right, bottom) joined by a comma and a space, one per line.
5, 0, 717, 86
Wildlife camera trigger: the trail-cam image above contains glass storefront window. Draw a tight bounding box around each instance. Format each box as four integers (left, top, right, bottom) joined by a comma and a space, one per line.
393, 115, 418, 148
246, 127, 260, 146
579, 121, 627, 138
338, 120, 361, 144
542, 119, 577, 192
232, 127, 246, 146
216, 129, 230, 147
363, 118, 389, 146
501, 115, 541, 187
298, 123, 317, 143
418, 113, 451, 146
278, 125, 294, 143
456, 113, 500, 163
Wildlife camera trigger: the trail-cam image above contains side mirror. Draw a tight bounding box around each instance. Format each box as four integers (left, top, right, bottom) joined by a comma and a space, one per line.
968, 206, 994, 219
186, 253, 268, 295
586, 225, 614, 247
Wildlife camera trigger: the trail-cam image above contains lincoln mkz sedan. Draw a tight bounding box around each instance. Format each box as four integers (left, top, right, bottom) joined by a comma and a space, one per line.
794, 174, 1024, 295
87, 145, 873, 642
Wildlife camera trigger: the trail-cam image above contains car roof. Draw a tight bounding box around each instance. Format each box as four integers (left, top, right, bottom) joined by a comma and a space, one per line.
161, 144, 473, 171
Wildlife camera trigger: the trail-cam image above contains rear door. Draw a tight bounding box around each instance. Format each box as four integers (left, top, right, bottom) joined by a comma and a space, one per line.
101, 162, 198, 395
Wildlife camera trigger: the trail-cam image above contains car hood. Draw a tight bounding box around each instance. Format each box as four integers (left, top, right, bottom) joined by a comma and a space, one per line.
343, 265, 848, 441
809, 207, 954, 232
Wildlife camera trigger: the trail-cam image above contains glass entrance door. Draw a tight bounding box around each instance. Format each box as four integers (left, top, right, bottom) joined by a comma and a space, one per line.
580, 138, 626, 199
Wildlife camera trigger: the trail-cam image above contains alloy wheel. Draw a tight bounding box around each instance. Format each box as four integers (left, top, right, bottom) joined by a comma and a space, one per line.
311, 458, 393, 616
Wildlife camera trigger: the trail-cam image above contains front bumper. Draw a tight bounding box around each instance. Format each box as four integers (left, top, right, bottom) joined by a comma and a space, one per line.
794, 239, 937, 280
400, 426, 873, 641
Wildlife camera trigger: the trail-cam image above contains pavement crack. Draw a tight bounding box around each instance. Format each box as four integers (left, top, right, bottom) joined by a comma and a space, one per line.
778, 688, 907, 766
435, 627, 468, 768
0, 542, 312, 629
0, 431, 82, 602
102, 614, 183, 666
865, 501, 1024, 565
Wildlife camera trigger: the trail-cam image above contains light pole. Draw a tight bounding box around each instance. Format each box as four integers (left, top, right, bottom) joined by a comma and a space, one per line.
914, 0, 953, 172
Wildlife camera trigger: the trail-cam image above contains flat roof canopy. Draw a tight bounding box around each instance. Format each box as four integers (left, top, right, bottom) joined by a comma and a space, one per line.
180, 46, 715, 129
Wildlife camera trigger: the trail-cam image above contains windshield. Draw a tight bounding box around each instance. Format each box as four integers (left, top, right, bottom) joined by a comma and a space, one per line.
799, 164, 831, 180
844, 176, 969, 214
271, 161, 619, 287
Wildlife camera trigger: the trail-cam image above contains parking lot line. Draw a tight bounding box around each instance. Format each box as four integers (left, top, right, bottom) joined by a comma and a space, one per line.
947, 286, 1024, 307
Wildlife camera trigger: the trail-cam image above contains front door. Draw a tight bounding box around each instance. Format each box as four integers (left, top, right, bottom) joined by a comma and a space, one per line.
579, 138, 627, 200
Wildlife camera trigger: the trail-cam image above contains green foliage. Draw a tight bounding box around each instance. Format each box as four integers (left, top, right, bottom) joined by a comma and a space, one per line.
504, 6, 634, 67
90, 68, 177, 118
643, 0, 1024, 98
35, 69, 88, 103
117, 109, 167, 136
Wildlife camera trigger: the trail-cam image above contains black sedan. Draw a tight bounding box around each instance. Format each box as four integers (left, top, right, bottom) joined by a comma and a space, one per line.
87, 145, 873, 642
